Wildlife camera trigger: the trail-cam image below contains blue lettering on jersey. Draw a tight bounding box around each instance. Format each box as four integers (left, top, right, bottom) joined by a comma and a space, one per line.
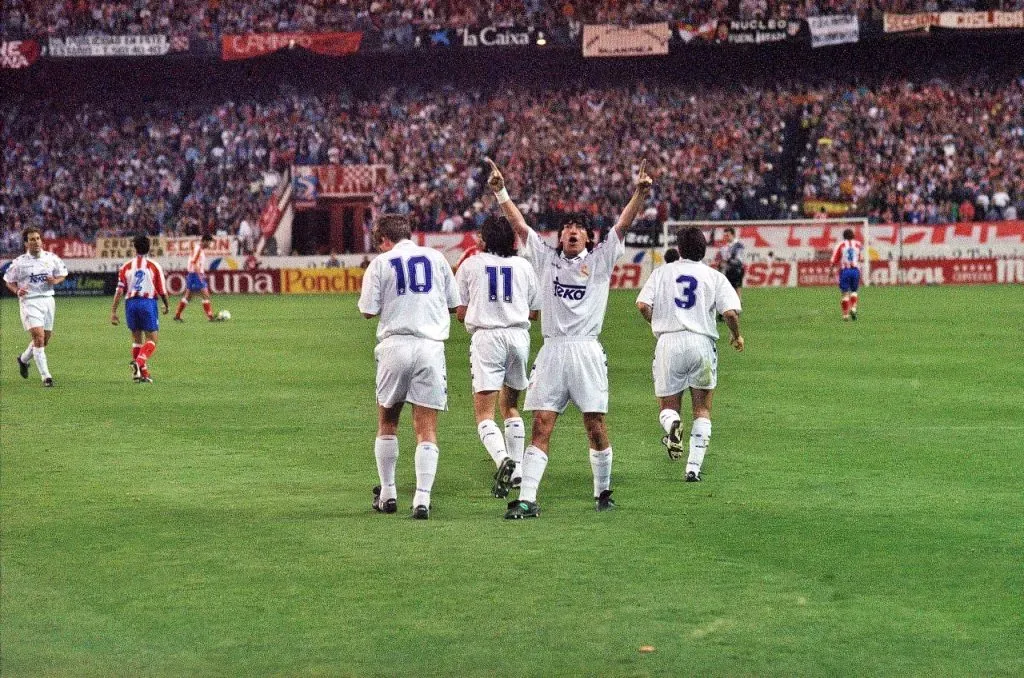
553, 277, 586, 301
29, 272, 49, 283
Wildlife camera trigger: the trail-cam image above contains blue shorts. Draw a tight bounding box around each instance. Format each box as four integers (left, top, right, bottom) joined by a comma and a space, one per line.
126, 298, 159, 332
186, 273, 208, 292
838, 268, 860, 293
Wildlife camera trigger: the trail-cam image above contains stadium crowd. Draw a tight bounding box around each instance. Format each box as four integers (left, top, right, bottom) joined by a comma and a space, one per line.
801, 76, 1024, 224
3, 75, 1024, 252
4, 0, 1024, 42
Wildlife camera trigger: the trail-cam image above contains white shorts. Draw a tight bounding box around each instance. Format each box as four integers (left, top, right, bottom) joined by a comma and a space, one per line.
525, 337, 608, 414
652, 332, 718, 397
469, 327, 530, 393
374, 336, 448, 410
20, 296, 56, 332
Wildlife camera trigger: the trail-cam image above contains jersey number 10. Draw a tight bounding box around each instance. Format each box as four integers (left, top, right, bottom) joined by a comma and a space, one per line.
389, 256, 433, 295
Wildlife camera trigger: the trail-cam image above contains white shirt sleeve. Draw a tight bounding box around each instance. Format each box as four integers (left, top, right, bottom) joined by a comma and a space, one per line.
357, 257, 382, 316
51, 254, 68, 278
636, 266, 659, 307
522, 226, 554, 272
2, 260, 20, 285
715, 272, 741, 314
455, 259, 471, 307
441, 255, 460, 309
590, 228, 626, 278
526, 265, 540, 311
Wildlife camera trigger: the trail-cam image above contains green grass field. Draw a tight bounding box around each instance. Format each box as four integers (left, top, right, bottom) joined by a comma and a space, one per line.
2, 286, 1023, 676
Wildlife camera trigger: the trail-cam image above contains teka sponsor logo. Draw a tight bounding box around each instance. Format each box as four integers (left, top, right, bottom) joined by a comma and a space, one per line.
461, 26, 533, 47
553, 277, 587, 300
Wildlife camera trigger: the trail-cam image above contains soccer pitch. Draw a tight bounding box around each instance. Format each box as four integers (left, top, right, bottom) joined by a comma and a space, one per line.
2, 286, 1022, 676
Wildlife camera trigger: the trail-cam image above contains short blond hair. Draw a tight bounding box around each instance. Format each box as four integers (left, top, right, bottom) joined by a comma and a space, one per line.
373, 214, 412, 245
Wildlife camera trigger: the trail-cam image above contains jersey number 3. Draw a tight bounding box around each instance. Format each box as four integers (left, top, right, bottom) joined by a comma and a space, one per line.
389, 256, 433, 295
674, 275, 698, 309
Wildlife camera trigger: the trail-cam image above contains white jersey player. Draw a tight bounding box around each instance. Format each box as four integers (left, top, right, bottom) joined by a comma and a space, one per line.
455, 216, 540, 498
636, 226, 744, 482
358, 214, 460, 520
486, 156, 653, 519
3, 227, 68, 387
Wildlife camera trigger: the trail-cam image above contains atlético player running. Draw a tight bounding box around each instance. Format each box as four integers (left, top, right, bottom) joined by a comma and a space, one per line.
111, 234, 170, 383
830, 228, 863, 321
174, 234, 218, 321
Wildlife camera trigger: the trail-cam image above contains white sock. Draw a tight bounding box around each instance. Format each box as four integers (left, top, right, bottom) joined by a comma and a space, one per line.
32, 346, 50, 380
659, 408, 681, 435
413, 442, 439, 508
374, 436, 399, 501
477, 419, 509, 468
21, 343, 34, 363
687, 418, 712, 476
589, 448, 613, 497
504, 417, 526, 479
518, 446, 548, 503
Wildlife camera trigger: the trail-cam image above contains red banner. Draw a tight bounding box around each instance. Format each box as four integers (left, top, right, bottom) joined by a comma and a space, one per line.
259, 199, 282, 239
0, 40, 41, 69
43, 238, 96, 258
221, 32, 362, 60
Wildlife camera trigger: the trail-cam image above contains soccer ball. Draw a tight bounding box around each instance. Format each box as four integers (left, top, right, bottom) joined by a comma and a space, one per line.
217, 309, 231, 321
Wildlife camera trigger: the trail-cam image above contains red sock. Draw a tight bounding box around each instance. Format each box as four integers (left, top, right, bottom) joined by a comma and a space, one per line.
850, 293, 858, 310
175, 300, 187, 318
203, 300, 213, 319
132, 344, 142, 360
841, 298, 850, 316
137, 340, 157, 366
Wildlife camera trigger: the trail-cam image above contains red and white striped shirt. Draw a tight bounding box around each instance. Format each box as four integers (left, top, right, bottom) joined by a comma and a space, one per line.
830, 239, 863, 270
117, 256, 167, 299
187, 243, 207, 275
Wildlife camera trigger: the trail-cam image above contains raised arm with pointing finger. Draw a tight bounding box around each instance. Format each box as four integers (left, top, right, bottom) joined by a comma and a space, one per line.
485, 157, 531, 245
613, 159, 653, 240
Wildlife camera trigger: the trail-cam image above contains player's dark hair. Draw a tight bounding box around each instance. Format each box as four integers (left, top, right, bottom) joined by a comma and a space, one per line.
480, 216, 516, 258
676, 226, 708, 262
664, 248, 680, 263
724, 226, 736, 236
201, 234, 214, 244
373, 213, 412, 247
556, 212, 595, 254
22, 226, 41, 243
843, 228, 855, 240
134, 234, 151, 255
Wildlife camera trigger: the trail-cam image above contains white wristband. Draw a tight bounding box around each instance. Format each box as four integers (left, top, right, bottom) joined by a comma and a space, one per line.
494, 187, 511, 204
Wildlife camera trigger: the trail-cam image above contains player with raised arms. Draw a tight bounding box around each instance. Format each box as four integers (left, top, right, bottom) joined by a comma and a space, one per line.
455, 215, 540, 498
636, 226, 744, 482
486, 156, 652, 519
358, 214, 461, 520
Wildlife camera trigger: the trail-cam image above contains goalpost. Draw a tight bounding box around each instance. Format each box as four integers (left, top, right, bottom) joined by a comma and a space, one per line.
661, 217, 872, 286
